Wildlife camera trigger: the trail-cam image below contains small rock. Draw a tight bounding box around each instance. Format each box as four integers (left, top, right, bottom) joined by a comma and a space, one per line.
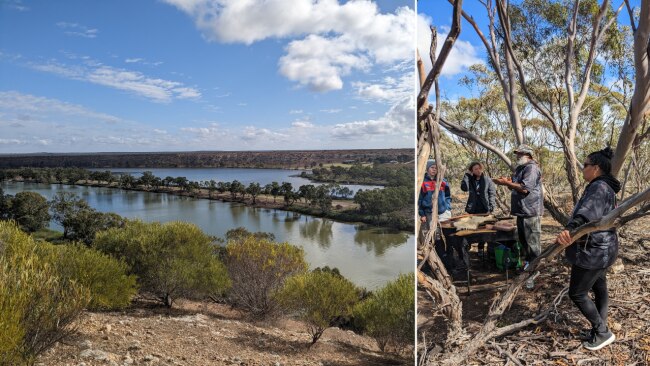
612, 322, 622, 331
610, 258, 624, 274
143, 354, 159, 362
102, 334, 110, 340
76, 363, 87, 366
127, 340, 141, 351
102, 324, 112, 333
80, 349, 109, 361
123, 355, 134, 365
79, 340, 92, 350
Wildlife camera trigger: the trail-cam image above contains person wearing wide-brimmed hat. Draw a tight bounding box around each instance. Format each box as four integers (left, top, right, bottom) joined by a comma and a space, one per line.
493, 144, 544, 288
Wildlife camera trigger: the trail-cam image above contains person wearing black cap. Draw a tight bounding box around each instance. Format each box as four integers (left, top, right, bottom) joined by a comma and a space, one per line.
556, 147, 620, 351
493, 144, 544, 288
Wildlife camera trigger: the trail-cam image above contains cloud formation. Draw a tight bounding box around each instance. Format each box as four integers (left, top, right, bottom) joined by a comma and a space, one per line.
330, 96, 413, 140
28, 58, 200, 102
163, 0, 413, 92
417, 14, 483, 77
56, 22, 98, 38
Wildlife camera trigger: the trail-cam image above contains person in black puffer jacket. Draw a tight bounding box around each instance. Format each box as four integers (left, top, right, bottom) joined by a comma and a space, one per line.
461, 161, 496, 257
556, 147, 620, 351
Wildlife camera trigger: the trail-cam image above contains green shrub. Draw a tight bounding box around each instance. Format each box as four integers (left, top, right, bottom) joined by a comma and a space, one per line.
353, 273, 415, 353
38, 243, 138, 311
225, 236, 307, 318
8, 191, 51, 232
277, 270, 359, 345
94, 220, 230, 307
0, 221, 89, 365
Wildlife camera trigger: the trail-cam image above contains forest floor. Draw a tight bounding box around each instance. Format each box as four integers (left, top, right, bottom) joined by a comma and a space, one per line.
417, 198, 650, 366
36, 300, 412, 366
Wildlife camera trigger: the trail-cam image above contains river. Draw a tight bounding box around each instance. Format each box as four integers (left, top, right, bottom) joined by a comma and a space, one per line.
88, 167, 383, 194
1, 181, 413, 289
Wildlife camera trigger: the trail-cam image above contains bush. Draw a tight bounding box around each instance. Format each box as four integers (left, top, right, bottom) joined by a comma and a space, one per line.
277, 270, 360, 345
38, 243, 138, 311
353, 273, 415, 353
94, 220, 230, 307
0, 221, 89, 365
8, 191, 51, 232
225, 236, 307, 318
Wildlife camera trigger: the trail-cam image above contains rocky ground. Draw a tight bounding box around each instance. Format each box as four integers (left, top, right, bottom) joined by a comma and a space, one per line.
417, 197, 650, 365
37, 301, 411, 366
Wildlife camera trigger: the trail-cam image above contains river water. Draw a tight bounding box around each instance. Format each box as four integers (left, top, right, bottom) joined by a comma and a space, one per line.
1, 181, 413, 289
88, 167, 383, 194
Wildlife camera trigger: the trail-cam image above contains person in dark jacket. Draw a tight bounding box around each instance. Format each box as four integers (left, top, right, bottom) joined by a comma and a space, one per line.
461, 161, 496, 214
461, 161, 497, 256
418, 159, 452, 230
494, 144, 543, 288
556, 147, 619, 351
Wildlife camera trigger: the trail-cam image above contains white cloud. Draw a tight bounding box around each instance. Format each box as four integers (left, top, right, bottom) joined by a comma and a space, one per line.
0, 91, 122, 124
56, 22, 98, 38
124, 57, 163, 66
330, 96, 413, 140
0, 138, 26, 145
29, 58, 201, 103
163, 0, 414, 92
353, 72, 413, 103
241, 126, 289, 142
291, 121, 314, 128
279, 34, 371, 92
417, 14, 483, 77
3, 0, 29, 11
289, 109, 303, 114
320, 109, 342, 114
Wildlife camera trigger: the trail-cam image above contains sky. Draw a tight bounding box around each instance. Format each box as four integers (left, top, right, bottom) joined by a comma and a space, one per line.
0, 0, 415, 153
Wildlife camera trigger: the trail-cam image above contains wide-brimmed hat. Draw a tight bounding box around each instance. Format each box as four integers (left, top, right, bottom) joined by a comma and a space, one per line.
513, 144, 534, 157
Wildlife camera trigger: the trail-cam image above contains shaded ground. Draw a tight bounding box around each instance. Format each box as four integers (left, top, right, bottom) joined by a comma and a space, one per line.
418, 196, 650, 365
37, 300, 411, 366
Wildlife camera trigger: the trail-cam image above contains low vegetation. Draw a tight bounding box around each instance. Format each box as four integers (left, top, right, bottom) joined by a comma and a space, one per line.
354, 273, 415, 353
94, 220, 230, 307
277, 269, 360, 345
224, 235, 307, 318
0, 221, 89, 365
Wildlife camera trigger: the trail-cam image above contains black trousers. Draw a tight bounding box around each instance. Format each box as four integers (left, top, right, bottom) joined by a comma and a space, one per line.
568, 265, 609, 333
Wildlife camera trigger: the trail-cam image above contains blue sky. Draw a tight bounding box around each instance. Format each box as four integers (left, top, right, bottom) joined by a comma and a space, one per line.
0, 0, 414, 153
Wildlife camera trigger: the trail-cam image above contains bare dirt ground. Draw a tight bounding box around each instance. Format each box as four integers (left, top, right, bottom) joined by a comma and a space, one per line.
418, 196, 650, 365
37, 300, 411, 366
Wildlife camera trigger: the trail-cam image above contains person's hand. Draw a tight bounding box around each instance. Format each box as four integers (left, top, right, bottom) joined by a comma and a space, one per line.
493, 177, 506, 185
420, 216, 427, 223
556, 230, 572, 245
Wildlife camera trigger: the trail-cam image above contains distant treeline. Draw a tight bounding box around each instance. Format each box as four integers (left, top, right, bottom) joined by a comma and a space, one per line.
1, 167, 414, 231
302, 163, 412, 187
0, 149, 412, 169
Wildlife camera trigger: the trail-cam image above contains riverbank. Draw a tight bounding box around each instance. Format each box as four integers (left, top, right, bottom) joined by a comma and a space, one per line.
7, 179, 414, 232
92, 181, 413, 232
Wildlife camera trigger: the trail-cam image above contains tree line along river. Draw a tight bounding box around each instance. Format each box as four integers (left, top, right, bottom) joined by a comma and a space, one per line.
2, 175, 413, 290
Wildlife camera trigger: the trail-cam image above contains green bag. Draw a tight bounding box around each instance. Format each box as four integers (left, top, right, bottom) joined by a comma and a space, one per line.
495, 242, 523, 270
